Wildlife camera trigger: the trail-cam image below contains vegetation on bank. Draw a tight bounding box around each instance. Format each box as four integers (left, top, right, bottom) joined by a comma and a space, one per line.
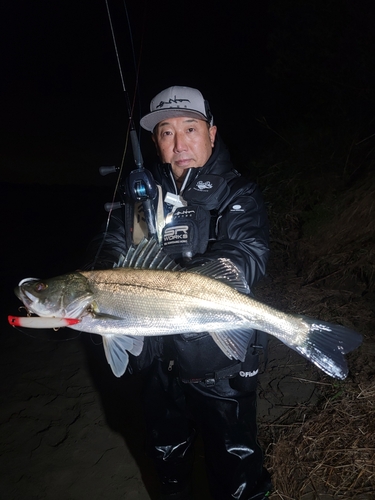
251, 118, 375, 498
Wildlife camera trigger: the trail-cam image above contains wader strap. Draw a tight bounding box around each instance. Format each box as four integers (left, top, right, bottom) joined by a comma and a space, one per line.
133, 202, 149, 244
124, 203, 134, 249
155, 185, 165, 241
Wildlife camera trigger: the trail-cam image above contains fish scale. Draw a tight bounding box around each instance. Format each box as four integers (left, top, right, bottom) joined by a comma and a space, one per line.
82, 268, 254, 334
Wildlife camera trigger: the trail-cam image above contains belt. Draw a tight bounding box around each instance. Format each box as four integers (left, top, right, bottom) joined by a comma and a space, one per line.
180, 361, 242, 386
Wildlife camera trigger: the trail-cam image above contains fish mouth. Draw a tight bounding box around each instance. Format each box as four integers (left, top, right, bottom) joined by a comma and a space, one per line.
15, 276, 95, 319
15, 278, 41, 309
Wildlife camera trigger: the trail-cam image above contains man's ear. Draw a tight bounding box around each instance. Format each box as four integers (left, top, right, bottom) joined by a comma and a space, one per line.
151, 134, 160, 156
209, 125, 217, 147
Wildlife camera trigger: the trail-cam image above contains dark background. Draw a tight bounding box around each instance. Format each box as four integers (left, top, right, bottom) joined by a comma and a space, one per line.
3, 0, 374, 186
2, 0, 270, 186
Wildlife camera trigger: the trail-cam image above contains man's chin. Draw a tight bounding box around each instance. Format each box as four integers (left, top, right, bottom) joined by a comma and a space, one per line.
171, 163, 191, 177
174, 161, 194, 169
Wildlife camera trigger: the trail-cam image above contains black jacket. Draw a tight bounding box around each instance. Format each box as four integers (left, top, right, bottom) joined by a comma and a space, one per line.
85, 135, 269, 289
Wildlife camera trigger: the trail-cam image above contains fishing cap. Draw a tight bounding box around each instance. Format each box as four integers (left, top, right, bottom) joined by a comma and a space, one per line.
140, 86, 214, 132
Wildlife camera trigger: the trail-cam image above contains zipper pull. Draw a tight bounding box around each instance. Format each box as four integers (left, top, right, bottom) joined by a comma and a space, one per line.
168, 360, 175, 372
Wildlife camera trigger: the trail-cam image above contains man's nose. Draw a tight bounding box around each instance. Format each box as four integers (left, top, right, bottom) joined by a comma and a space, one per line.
173, 133, 187, 153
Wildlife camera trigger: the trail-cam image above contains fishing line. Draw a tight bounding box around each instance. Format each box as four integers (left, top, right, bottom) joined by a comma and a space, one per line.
90, 0, 144, 270
90, 333, 104, 346
122, 0, 145, 141
105, 0, 127, 93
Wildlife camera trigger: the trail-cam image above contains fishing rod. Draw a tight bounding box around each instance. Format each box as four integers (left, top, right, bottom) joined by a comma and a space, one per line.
100, 0, 157, 238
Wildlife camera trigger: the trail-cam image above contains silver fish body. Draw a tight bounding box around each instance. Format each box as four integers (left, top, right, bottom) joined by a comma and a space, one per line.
79, 268, 306, 340
14, 241, 362, 379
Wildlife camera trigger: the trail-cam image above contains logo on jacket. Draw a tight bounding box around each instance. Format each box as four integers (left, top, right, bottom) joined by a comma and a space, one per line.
230, 204, 244, 212
164, 225, 189, 241
239, 369, 259, 378
194, 180, 213, 192
174, 209, 195, 217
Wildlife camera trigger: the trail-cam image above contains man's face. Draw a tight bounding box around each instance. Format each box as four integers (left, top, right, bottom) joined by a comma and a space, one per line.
152, 116, 217, 185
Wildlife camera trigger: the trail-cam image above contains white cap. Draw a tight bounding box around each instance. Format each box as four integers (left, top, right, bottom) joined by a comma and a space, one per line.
140, 86, 213, 132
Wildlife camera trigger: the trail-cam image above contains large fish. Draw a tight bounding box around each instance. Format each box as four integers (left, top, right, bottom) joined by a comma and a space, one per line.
10, 239, 362, 379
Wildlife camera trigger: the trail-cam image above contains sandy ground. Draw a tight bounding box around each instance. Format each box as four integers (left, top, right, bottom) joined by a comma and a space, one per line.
1, 303, 323, 500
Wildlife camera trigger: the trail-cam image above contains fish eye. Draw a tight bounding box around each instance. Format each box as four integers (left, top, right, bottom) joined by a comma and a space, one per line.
35, 282, 48, 292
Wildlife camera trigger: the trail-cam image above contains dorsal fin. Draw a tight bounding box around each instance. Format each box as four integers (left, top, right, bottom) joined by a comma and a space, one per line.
115, 239, 249, 294
115, 238, 181, 271
187, 259, 250, 294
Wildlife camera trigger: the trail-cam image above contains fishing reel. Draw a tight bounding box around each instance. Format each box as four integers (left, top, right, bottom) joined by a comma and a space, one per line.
125, 167, 157, 201
99, 130, 158, 237
99, 164, 157, 200
126, 166, 158, 237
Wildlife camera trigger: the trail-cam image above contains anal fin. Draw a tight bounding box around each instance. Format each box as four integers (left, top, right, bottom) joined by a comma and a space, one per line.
209, 328, 255, 361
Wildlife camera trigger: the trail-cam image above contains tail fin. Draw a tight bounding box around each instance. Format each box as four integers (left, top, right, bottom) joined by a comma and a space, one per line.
292, 318, 362, 380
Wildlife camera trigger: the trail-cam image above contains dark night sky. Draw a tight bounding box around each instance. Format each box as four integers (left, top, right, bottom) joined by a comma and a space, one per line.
2, 0, 375, 186
2, 0, 278, 186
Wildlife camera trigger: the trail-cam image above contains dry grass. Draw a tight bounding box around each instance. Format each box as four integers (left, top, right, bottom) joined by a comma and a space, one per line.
252, 124, 375, 499
256, 260, 375, 499
266, 381, 375, 499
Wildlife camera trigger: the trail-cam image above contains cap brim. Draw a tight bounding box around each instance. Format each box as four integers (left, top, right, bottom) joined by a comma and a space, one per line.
140, 109, 208, 132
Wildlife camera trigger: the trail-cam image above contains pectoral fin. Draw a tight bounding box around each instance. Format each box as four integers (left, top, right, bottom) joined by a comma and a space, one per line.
92, 312, 125, 320
102, 335, 144, 377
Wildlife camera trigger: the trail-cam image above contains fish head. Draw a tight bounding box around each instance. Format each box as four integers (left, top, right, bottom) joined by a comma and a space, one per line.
15, 272, 94, 319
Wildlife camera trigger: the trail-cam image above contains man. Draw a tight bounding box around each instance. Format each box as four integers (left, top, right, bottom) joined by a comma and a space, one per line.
85, 86, 271, 499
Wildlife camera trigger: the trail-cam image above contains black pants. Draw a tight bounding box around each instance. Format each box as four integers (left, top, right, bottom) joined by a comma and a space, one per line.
141, 358, 264, 500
